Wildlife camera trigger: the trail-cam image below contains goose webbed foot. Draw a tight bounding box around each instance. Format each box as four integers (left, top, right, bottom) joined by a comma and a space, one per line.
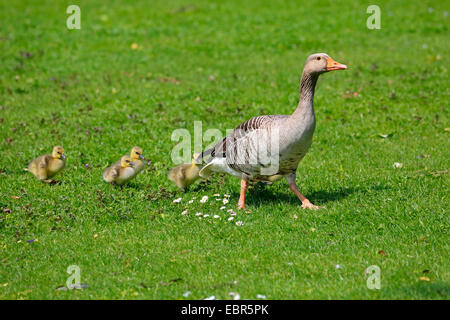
300, 199, 319, 210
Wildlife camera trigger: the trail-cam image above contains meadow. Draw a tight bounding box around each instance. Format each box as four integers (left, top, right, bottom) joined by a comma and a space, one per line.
0, 0, 449, 299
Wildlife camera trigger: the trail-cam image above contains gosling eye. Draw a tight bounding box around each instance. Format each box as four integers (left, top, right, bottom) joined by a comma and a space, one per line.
135, 152, 139, 155
316, 57, 321, 61
126, 160, 130, 163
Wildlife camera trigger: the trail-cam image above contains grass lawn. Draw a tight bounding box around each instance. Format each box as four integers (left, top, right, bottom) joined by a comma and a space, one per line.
0, 0, 449, 299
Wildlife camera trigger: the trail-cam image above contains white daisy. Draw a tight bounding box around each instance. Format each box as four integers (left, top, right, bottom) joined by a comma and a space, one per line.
228, 217, 234, 221
172, 197, 182, 203
224, 194, 230, 198
393, 162, 403, 168
222, 198, 229, 204
183, 291, 191, 297
181, 210, 188, 215
229, 292, 241, 300
200, 196, 209, 203
188, 200, 194, 204
213, 193, 220, 197
213, 215, 220, 219
203, 214, 209, 218
256, 294, 266, 299
195, 212, 202, 216
236, 221, 243, 226
220, 206, 226, 210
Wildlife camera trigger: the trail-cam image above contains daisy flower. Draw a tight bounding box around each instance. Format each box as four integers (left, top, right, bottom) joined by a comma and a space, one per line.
195, 212, 202, 216
229, 292, 241, 300
213, 215, 220, 219
200, 196, 209, 203
181, 210, 188, 215
222, 198, 229, 204
220, 206, 226, 210
393, 162, 403, 168
235, 221, 243, 226
183, 291, 192, 298
213, 193, 220, 197
188, 200, 194, 204
203, 214, 209, 218
172, 197, 182, 203
228, 217, 234, 221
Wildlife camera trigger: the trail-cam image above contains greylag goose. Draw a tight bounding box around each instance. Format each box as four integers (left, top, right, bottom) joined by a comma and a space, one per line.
172, 53, 347, 209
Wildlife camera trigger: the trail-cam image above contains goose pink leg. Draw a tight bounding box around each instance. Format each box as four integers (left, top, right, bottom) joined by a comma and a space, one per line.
288, 182, 318, 210
238, 179, 248, 209
285, 174, 318, 210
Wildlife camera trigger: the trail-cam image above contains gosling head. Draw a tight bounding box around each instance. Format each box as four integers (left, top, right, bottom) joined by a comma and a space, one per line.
130, 146, 144, 161
304, 53, 347, 75
120, 155, 134, 168
52, 146, 66, 160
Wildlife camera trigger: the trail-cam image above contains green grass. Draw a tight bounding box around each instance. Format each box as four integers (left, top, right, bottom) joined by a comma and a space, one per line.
0, 0, 449, 299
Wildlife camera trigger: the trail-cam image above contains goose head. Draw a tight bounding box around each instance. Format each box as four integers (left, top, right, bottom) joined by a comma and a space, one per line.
130, 146, 144, 161
304, 53, 347, 74
120, 155, 134, 168
52, 146, 66, 160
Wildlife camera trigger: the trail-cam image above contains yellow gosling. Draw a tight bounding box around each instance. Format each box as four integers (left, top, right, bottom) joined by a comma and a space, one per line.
168, 154, 201, 190
28, 146, 66, 181
129, 146, 146, 174
103, 155, 136, 185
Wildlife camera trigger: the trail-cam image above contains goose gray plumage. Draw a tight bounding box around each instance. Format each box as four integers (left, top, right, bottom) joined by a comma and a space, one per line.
180, 53, 346, 209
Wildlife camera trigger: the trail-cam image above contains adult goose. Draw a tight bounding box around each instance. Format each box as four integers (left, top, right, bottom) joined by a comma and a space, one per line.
185, 53, 346, 209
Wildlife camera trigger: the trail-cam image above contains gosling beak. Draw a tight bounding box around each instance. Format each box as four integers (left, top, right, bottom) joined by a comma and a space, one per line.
129, 161, 134, 167
326, 57, 347, 71
139, 154, 145, 160
61, 154, 66, 160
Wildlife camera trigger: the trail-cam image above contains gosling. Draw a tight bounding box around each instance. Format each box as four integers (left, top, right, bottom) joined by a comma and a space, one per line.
28, 146, 66, 182
168, 154, 201, 190
103, 155, 135, 185
129, 146, 146, 175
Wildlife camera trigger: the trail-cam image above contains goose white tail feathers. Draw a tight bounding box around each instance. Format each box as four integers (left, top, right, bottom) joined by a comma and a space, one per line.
199, 157, 241, 179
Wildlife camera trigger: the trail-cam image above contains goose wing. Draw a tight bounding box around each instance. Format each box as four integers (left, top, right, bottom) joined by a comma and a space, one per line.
209, 115, 286, 158
199, 115, 288, 178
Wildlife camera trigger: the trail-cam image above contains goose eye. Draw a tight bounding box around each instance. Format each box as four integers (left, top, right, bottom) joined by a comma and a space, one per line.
317, 57, 321, 61
126, 160, 129, 163
135, 152, 139, 154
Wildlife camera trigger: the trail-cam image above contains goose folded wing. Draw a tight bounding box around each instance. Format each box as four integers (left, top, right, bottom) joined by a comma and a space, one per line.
209, 115, 287, 159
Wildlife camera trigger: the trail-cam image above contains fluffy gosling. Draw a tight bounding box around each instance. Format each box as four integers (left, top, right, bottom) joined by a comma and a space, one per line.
129, 146, 146, 174
103, 155, 135, 185
168, 154, 201, 190
28, 146, 66, 182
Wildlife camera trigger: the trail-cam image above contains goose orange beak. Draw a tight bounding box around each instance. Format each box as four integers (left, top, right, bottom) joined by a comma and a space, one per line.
326, 57, 347, 71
